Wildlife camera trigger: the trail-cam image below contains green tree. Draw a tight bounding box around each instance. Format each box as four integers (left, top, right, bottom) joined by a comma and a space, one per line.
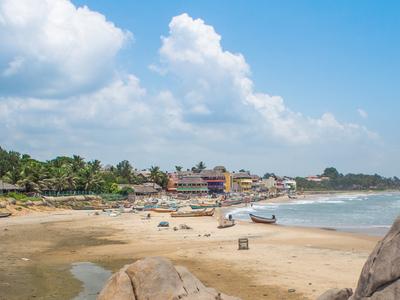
175, 166, 183, 172
322, 167, 340, 179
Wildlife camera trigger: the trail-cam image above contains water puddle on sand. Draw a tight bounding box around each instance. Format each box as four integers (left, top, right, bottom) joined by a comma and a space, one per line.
70, 262, 112, 300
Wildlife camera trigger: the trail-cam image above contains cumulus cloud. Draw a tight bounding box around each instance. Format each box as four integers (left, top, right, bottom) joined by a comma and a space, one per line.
0, 0, 131, 98
158, 13, 376, 144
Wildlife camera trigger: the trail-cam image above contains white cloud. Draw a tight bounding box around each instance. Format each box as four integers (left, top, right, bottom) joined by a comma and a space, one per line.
357, 108, 368, 119
158, 13, 377, 144
0, 0, 131, 98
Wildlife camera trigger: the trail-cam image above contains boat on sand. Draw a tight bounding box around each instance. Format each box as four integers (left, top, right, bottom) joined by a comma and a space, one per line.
190, 204, 218, 209
171, 208, 215, 217
249, 213, 277, 224
0, 212, 11, 218
151, 207, 177, 213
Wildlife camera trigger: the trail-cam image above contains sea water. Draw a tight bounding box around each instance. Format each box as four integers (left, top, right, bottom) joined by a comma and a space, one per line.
230, 192, 400, 236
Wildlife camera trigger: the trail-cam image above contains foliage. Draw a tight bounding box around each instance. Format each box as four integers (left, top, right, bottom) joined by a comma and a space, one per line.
296, 168, 400, 191
192, 161, 206, 173
6, 192, 41, 202
0, 146, 150, 194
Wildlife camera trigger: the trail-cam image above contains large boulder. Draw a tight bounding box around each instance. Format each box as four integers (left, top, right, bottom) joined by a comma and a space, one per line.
98, 267, 135, 300
350, 216, 400, 300
98, 257, 240, 300
317, 288, 353, 300
318, 216, 400, 300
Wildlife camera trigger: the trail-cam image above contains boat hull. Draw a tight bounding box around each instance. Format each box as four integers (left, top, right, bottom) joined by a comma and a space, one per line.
249, 213, 277, 224
171, 208, 215, 217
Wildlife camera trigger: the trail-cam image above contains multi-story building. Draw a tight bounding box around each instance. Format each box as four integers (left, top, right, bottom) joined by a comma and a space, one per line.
200, 170, 225, 194
232, 172, 253, 192
176, 175, 208, 194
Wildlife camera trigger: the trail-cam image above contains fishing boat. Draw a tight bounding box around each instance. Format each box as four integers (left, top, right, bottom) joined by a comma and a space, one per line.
249, 213, 277, 224
151, 207, 177, 213
0, 212, 11, 218
221, 199, 242, 207
190, 204, 218, 209
171, 208, 215, 217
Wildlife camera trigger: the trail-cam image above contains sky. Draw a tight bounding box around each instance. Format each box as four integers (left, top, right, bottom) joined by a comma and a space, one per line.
0, 0, 399, 176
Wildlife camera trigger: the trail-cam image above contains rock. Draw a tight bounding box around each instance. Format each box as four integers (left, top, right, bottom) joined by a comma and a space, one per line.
317, 288, 353, 300
98, 257, 240, 300
0, 201, 6, 208
25, 200, 34, 206
98, 267, 136, 300
318, 216, 400, 300
350, 216, 400, 300
125, 257, 187, 300
7, 198, 16, 205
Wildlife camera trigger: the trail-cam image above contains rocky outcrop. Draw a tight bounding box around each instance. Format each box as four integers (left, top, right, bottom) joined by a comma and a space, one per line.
350, 216, 400, 300
97, 257, 240, 300
317, 288, 353, 300
318, 216, 400, 300
98, 266, 135, 300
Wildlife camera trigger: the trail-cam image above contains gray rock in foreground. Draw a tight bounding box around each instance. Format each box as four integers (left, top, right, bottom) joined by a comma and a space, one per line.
317, 288, 353, 300
317, 216, 400, 300
97, 256, 241, 300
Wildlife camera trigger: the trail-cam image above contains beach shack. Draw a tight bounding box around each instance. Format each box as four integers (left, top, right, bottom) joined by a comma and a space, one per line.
0, 180, 23, 195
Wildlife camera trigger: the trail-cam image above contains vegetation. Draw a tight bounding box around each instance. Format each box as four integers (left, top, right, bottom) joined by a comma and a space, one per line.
296, 167, 400, 191
192, 161, 206, 173
0, 146, 168, 194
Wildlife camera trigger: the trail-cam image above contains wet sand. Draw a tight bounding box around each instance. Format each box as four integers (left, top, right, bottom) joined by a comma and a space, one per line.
0, 210, 379, 300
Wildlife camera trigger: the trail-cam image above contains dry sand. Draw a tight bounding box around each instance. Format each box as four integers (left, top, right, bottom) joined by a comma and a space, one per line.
0, 209, 379, 300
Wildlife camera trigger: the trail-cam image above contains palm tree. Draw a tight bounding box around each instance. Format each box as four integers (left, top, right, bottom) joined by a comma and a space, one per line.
175, 166, 183, 172
78, 166, 104, 192
193, 161, 206, 173
149, 166, 161, 185
72, 155, 85, 173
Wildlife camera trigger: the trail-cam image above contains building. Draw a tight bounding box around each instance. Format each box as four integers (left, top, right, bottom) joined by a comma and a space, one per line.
177, 175, 208, 194
224, 172, 233, 193
166, 173, 178, 193
0, 180, 23, 194
232, 172, 253, 192
283, 178, 297, 191
306, 176, 330, 182
200, 170, 225, 194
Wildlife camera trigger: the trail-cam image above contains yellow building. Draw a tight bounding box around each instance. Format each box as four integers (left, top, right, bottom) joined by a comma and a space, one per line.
232, 172, 253, 192
224, 172, 233, 193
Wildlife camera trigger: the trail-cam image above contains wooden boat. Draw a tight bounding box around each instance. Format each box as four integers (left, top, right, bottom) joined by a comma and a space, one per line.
0, 212, 12, 218
151, 207, 177, 213
171, 208, 215, 217
221, 199, 242, 207
190, 204, 218, 209
249, 213, 277, 224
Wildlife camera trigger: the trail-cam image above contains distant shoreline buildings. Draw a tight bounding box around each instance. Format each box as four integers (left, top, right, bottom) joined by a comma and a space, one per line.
166, 166, 297, 195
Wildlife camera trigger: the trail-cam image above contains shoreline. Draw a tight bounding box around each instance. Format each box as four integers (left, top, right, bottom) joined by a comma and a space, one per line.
0, 209, 380, 300
224, 191, 399, 237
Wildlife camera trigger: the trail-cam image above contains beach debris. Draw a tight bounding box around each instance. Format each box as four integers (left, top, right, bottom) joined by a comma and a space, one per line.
21, 257, 30, 261
157, 221, 169, 227
238, 238, 249, 250
204, 233, 211, 237
179, 224, 192, 230
98, 257, 241, 300
173, 226, 178, 231
288, 288, 296, 293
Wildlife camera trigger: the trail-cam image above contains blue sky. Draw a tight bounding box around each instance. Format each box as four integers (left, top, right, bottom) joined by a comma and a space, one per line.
0, 0, 399, 176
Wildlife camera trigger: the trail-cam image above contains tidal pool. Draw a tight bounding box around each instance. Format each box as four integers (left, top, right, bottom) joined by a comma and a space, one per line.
70, 262, 112, 300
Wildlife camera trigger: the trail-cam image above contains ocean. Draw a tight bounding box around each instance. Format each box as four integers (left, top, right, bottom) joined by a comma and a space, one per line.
229, 192, 400, 236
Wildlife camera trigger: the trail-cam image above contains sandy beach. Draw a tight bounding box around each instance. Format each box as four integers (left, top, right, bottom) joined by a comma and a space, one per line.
0, 209, 379, 300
